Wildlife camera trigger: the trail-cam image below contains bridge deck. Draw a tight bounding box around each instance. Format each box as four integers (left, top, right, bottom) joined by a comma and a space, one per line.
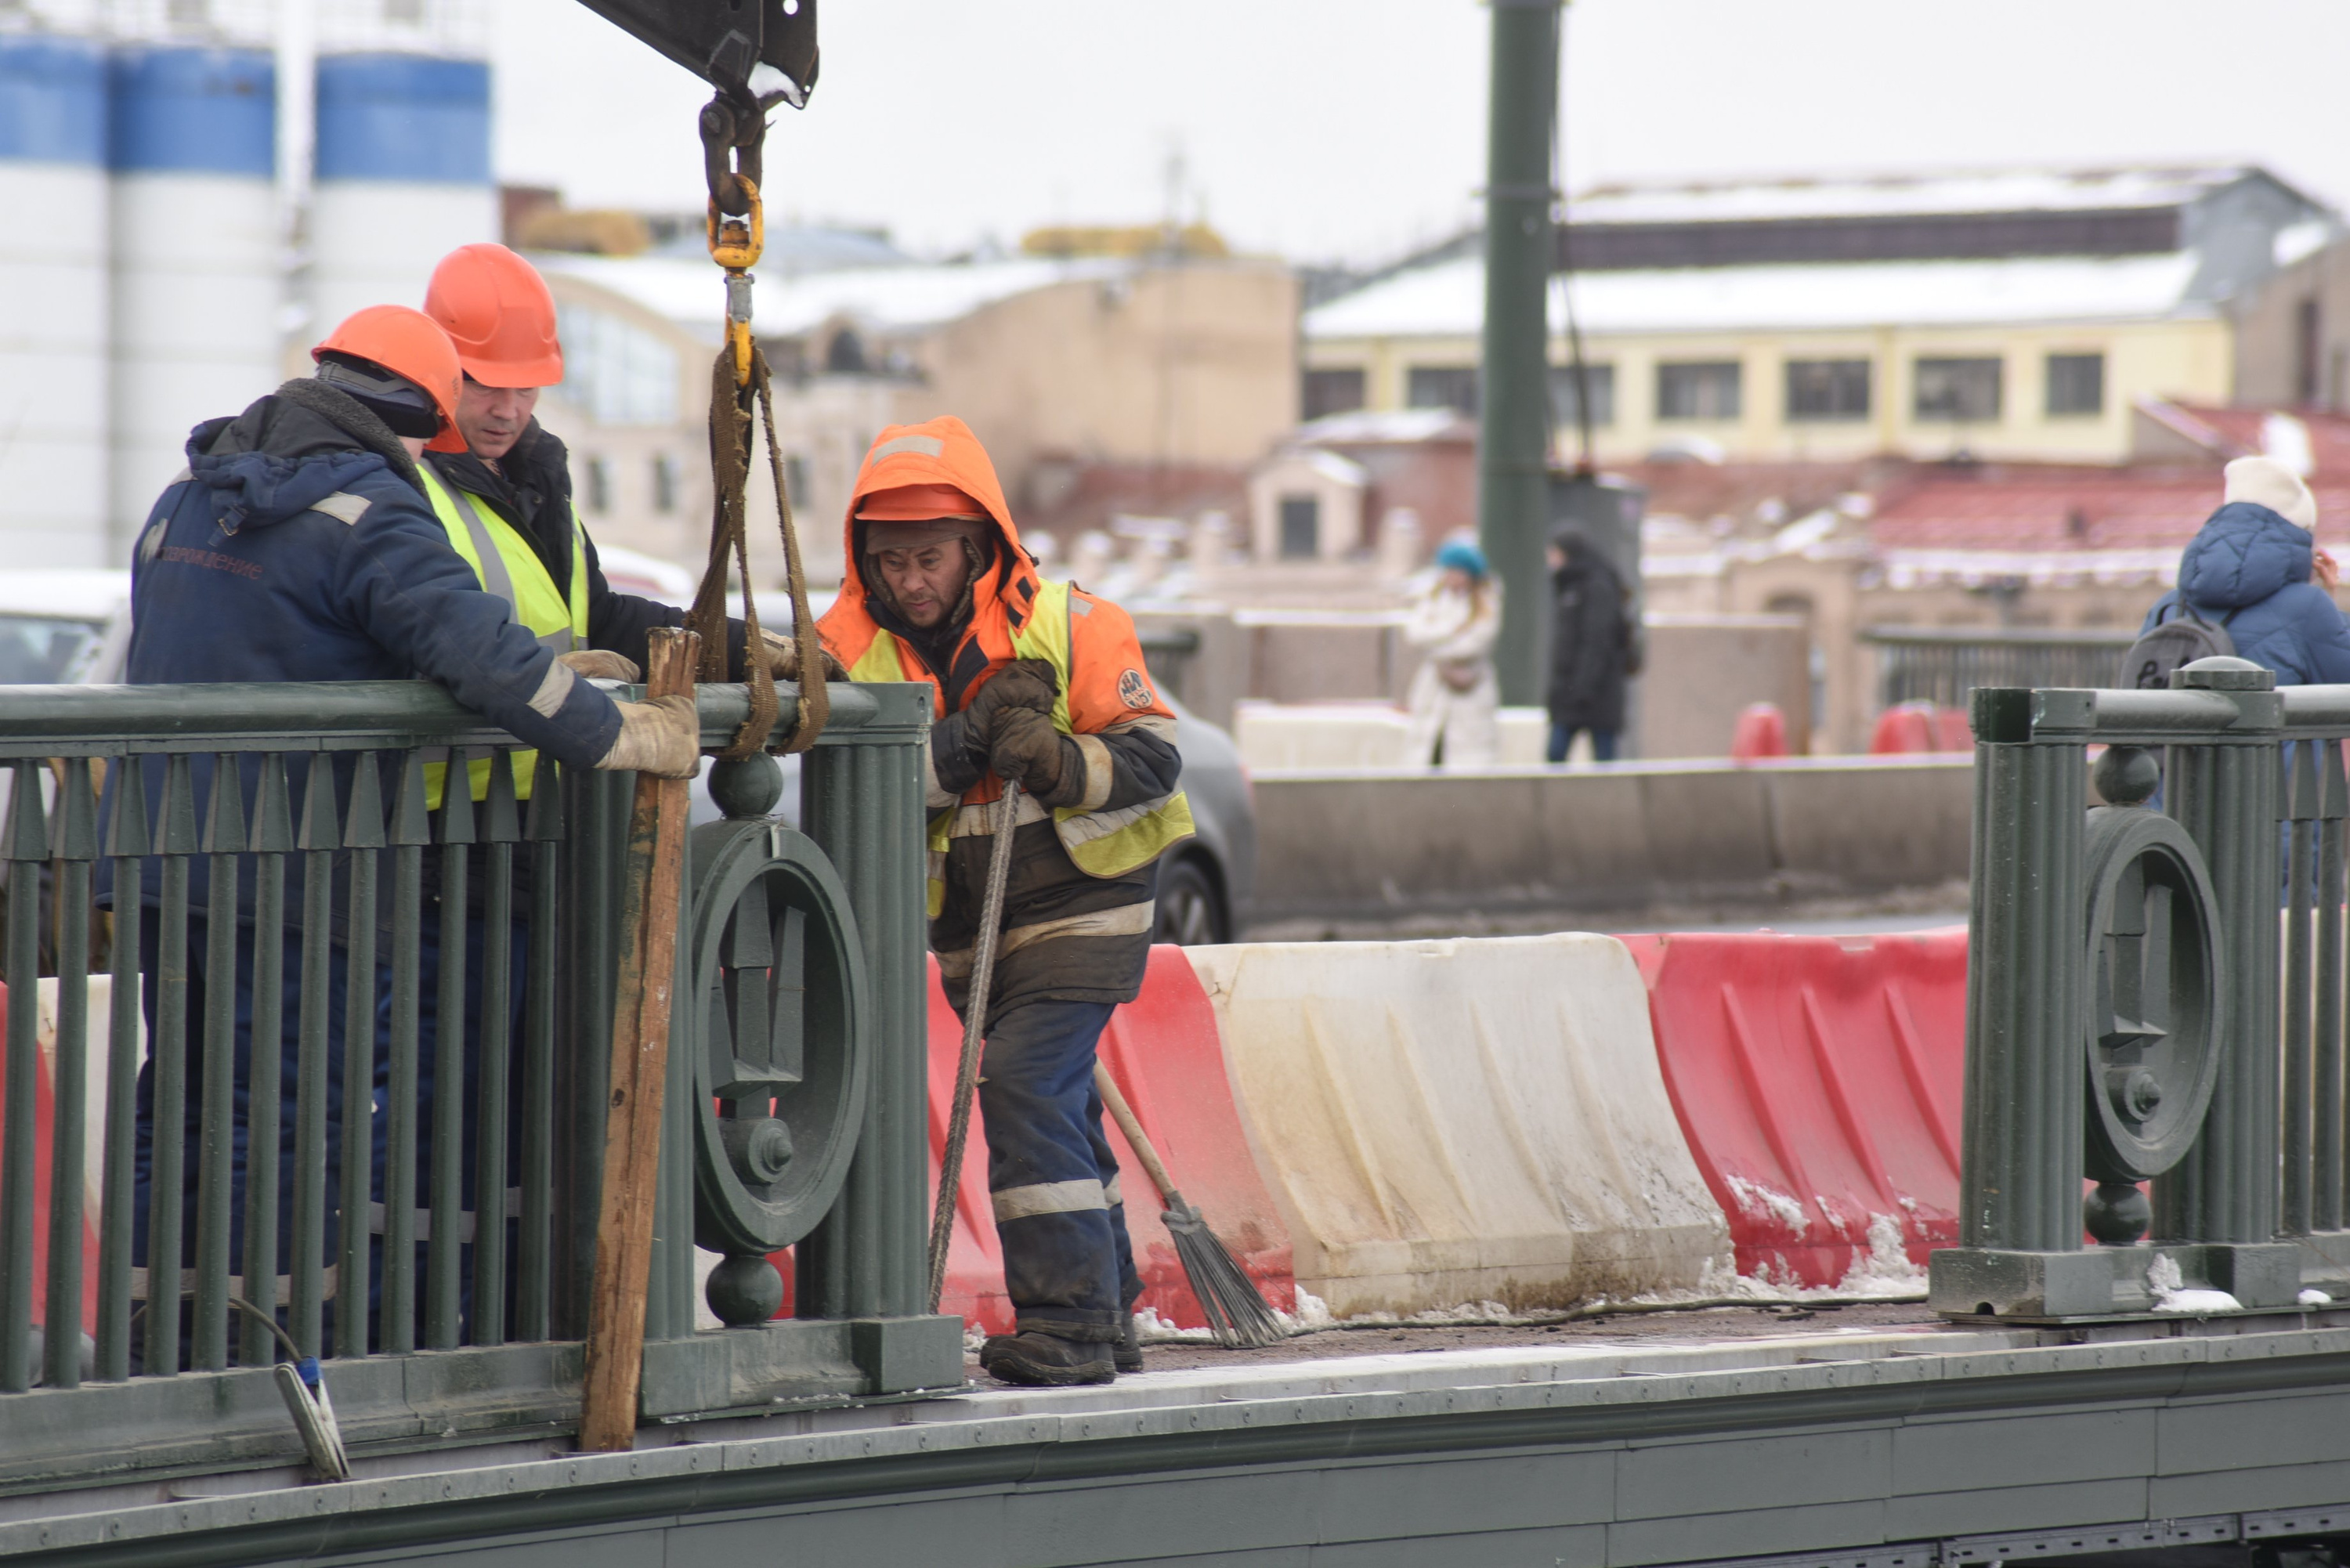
8, 1305, 2350, 1567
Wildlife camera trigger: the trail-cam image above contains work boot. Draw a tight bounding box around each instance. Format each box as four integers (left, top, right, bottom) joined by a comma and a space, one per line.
979, 1329, 1115, 1387
1115, 1313, 1144, 1375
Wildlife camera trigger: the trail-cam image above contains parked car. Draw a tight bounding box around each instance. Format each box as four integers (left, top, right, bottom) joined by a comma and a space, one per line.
0, 571, 132, 685
1154, 694, 1254, 945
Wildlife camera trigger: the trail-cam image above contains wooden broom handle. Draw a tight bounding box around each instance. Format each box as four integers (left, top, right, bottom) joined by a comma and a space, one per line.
1094, 1061, 1179, 1207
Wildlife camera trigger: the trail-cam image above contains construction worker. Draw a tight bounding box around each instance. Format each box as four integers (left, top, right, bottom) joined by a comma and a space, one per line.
119, 305, 697, 1358
396, 242, 829, 1332
817, 417, 1195, 1386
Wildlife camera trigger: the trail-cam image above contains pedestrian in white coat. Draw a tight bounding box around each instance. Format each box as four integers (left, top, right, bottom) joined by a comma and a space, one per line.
1402, 537, 1501, 768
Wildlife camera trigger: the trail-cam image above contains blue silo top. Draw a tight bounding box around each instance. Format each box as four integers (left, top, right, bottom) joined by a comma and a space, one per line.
109, 45, 276, 175
314, 53, 489, 185
0, 34, 107, 165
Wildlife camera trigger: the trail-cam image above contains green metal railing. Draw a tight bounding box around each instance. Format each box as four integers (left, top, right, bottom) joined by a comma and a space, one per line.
0, 677, 954, 1483
1931, 656, 2345, 1318
1865, 625, 2138, 714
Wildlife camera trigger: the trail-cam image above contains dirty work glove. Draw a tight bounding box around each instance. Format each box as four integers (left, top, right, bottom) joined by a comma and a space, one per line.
963, 659, 1058, 750
595, 695, 700, 779
758, 627, 848, 683
556, 649, 641, 683
989, 706, 1076, 804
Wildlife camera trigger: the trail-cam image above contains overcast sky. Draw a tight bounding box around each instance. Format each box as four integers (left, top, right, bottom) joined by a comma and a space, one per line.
490, 0, 2350, 268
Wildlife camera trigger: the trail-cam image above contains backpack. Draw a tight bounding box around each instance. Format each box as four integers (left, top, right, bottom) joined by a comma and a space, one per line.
2120, 601, 2237, 690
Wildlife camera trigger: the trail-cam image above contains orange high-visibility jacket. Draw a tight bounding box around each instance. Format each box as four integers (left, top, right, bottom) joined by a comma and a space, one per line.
817, 417, 1194, 1021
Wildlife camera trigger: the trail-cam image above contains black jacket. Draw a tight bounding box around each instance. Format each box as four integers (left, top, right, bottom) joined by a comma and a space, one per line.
1545, 533, 1632, 732
426, 421, 747, 677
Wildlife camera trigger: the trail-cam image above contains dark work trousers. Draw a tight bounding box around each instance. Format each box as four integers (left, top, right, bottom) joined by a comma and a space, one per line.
1546, 722, 1618, 764
976, 998, 1142, 1339
371, 900, 530, 1346
132, 912, 353, 1367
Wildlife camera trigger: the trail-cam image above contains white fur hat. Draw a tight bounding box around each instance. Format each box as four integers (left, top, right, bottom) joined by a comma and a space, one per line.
2225, 454, 2319, 530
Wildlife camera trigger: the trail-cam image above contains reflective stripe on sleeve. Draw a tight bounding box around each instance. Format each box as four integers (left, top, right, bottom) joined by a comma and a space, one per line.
935, 900, 1155, 980
992, 1178, 1107, 1221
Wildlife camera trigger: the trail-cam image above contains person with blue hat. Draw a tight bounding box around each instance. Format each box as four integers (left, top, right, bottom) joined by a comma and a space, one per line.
1402, 536, 1501, 768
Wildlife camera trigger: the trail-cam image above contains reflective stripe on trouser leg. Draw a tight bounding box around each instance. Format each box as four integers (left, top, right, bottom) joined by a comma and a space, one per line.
976, 998, 1132, 1335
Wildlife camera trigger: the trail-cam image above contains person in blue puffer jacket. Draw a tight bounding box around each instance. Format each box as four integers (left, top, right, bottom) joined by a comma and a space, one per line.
2141, 455, 2350, 686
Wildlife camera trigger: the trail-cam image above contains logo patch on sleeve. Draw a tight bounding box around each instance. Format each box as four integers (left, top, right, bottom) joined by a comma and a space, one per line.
1116, 668, 1154, 710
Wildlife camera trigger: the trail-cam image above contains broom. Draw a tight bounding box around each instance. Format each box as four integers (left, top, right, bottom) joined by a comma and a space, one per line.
1094, 1060, 1285, 1349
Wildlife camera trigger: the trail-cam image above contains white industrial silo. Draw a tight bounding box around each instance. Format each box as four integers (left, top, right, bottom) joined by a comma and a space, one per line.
308, 0, 494, 339
0, 9, 110, 567
107, 2, 281, 552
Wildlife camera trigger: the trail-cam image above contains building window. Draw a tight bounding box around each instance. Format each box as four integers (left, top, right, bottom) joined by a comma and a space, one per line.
650, 452, 678, 513
1656, 361, 1741, 421
584, 456, 610, 515
1548, 363, 1615, 426
1278, 495, 1319, 559
1405, 365, 1478, 416
1784, 359, 1871, 422
1302, 368, 1367, 421
2045, 353, 2105, 417
1914, 357, 2003, 422
555, 304, 680, 425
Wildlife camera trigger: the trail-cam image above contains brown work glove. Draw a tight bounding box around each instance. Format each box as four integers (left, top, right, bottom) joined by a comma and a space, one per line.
595, 695, 700, 779
556, 649, 641, 683
964, 659, 1058, 748
759, 627, 848, 682
989, 706, 1075, 802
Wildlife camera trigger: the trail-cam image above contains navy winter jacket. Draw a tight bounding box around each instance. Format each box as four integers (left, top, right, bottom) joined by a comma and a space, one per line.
110, 382, 624, 926
2142, 501, 2350, 688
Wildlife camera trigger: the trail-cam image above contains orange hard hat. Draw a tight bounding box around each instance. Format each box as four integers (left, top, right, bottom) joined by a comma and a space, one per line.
424, 243, 565, 389
310, 305, 461, 437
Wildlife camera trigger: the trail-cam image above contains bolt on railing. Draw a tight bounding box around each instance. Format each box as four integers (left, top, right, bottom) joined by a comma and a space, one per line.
1934, 655, 2350, 1318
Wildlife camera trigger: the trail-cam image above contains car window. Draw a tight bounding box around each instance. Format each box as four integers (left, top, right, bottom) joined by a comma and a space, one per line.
0, 614, 109, 684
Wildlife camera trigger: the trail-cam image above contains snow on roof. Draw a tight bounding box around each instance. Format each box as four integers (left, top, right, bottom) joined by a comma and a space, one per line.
1566, 165, 2255, 227
1306, 251, 2207, 341
1296, 407, 1472, 445
537, 252, 1133, 341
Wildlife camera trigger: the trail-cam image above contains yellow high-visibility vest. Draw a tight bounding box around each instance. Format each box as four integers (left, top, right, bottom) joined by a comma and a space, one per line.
418, 461, 590, 808
850, 578, 1195, 916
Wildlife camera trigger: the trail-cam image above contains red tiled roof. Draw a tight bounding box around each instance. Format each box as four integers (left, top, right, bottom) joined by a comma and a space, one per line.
1871, 472, 2350, 551
2154, 402, 2350, 477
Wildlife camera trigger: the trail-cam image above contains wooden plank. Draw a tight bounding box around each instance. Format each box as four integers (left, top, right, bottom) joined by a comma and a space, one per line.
577, 627, 699, 1452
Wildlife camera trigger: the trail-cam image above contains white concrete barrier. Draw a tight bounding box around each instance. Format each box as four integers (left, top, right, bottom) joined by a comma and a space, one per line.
1187, 934, 1732, 1317
1232, 702, 1416, 771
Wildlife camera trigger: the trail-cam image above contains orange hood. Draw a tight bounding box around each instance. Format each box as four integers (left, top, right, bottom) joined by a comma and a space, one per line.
821, 416, 1043, 658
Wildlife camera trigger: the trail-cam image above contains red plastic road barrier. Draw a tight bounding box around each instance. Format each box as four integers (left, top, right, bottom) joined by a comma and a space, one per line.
772, 948, 1294, 1332
1730, 703, 1789, 763
0, 981, 100, 1335
1869, 702, 1970, 755
1618, 930, 1967, 1288
1932, 706, 1973, 753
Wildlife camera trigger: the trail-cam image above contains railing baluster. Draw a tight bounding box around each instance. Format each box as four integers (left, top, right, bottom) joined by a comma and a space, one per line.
517, 762, 562, 1343
45, 759, 97, 1389
291, 754, 338, 1358
337, 752, 385, 1361
2, 759, 51, 1392
2319, 739, 2348, 1235
427, 757, 475, 1349
2285, 741, 2320, 1237
474, 750, 520, 1346
382, 750, 430, 1355
238, 753, 294, 1365
192, 753, 248, 1371
146, 753, 199, 1377
96, 756, 148, 1382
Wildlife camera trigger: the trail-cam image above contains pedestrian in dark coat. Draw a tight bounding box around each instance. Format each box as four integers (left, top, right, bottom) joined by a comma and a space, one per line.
2140, 457, 2350, 687
1544, 529, 1632, 763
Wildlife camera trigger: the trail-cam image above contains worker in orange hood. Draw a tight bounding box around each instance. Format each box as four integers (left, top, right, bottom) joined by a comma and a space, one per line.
819, 417, 1195, 1386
